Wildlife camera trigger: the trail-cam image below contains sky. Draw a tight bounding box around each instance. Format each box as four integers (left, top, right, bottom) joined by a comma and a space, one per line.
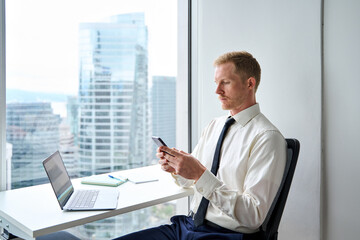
5, 0, 177, 95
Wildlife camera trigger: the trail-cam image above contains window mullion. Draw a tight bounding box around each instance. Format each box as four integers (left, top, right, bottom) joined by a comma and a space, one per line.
0, 0, 7, 191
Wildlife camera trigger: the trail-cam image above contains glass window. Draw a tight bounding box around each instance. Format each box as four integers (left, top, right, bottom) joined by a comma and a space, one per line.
5, 0, 178, 238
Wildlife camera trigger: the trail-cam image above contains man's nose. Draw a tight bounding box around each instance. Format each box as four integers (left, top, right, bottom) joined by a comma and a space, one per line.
215, 84, 222, 94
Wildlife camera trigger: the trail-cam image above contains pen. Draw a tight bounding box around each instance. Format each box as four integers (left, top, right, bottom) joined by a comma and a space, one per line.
108, 174, 127, 182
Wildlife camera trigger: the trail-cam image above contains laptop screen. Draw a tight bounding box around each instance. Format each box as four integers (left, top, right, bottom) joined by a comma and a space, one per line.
43, 151, 73, 208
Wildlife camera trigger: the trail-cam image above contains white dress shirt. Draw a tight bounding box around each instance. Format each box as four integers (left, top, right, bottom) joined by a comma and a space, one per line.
175, 103, 286, 233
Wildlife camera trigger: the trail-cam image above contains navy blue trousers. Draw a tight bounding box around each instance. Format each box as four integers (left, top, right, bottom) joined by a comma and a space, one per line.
113, 215, 263, 240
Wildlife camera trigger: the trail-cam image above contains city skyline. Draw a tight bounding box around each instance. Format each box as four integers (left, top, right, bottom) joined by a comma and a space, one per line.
5, 9, 177, 238
5, 0, 177, 95
6, 9, 177, 186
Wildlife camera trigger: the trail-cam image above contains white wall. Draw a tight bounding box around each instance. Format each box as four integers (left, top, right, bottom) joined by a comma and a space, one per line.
192, 0, 322, 239
323, 0, 360, 239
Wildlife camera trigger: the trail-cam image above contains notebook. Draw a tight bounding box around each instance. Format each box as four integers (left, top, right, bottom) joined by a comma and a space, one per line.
81, 174, 128, 187
42, 151, 119, 211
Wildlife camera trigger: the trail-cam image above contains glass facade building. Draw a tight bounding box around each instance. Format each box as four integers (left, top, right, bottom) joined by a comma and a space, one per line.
151, 76, 176, 159
78, 13, 151, 177
6, 102, 61, 189
74, 13, 156, 239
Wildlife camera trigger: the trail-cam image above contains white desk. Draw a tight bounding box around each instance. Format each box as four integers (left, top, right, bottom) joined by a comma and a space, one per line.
0, 165, 194, 240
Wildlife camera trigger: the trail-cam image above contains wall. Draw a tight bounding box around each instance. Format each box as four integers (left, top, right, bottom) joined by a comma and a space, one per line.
323, 0, 360, 239
191, 0, 322, 239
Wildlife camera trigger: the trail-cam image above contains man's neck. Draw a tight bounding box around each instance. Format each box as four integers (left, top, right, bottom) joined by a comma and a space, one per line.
230, 101, 257, 116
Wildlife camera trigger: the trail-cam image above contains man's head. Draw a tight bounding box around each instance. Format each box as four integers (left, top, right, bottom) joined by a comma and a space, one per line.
214, 51, 261, 115
214, 51, 261, 92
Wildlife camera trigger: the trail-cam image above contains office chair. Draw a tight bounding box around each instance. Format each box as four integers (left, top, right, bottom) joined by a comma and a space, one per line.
255, 138, 300, 240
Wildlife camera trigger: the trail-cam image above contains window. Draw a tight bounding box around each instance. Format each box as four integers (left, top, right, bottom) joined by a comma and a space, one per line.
1, 0, 186, 238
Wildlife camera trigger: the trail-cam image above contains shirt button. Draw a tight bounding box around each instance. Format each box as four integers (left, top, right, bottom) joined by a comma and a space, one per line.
198, 187, 203, 193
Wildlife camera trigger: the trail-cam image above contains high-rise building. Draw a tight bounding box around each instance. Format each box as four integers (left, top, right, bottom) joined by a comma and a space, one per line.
151, 76, 176, 161
66, 96, 79, 145
75, 13, 152, 238
62, 96, 79, 178
78, 13, 151, 177
59, 119, 78, 178
6, 102, 60, 189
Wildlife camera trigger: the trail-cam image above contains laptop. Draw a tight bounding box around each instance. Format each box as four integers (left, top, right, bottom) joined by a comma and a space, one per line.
43, 151, 119, 211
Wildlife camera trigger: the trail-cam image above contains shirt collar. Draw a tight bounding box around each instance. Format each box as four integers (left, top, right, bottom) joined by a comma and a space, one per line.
230, 103, 260, 127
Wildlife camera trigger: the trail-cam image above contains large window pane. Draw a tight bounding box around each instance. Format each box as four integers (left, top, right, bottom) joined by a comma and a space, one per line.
5, 0, 177, 238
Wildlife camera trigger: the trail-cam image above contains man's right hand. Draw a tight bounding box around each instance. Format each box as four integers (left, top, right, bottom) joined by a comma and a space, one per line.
156, 146, 206, 182
157, 147, 176, 173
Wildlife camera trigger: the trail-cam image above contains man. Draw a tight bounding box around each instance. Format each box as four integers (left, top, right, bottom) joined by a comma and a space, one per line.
114, 51, 286, 240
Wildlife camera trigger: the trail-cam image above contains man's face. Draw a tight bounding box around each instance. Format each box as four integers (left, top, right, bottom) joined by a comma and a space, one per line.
214, 62, 251, 115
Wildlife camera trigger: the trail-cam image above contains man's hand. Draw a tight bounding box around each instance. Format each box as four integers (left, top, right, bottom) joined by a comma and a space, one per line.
157, 146, 206, 182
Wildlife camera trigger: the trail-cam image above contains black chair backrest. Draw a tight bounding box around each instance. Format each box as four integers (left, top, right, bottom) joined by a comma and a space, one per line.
259, 138, 300, 240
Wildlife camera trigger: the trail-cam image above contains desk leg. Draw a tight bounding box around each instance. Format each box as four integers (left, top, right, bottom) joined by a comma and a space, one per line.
175, 196, 192, 215
1, 229, 23, 240
0, 225, 34, 240
1, 229, 13, 240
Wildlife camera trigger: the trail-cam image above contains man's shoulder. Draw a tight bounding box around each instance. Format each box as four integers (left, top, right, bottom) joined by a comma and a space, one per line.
253, 113, 279, 130
249, 113, 285, 141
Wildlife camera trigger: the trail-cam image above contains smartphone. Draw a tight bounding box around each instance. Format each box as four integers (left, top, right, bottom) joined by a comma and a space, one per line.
152, 136, 175, 156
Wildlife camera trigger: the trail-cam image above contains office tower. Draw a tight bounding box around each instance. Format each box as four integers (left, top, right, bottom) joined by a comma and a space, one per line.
66, 96, 79, 145
151, 76, 176, 160
78, 13, 151, 177
59, 119, 78, 178
75, 13, 152, 239
6, 102, 61, 189
63, 96, 79, 178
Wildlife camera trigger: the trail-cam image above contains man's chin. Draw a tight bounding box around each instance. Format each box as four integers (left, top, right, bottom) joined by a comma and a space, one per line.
221, 104, 230, 110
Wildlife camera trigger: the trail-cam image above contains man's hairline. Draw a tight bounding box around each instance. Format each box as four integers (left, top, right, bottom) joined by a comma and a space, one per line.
214, 60, 249, 83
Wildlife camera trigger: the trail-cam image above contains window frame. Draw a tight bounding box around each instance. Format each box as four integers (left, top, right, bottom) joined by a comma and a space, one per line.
0, 0, 6, 191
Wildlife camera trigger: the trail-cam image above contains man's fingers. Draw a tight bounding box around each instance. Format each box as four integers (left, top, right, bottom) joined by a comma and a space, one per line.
179, 150, 189, 155
165, 159, 177, 169
158, 159, 168, 165
159, 146, 177, 157
156, 151, 166, 158
161, 163, 175, 173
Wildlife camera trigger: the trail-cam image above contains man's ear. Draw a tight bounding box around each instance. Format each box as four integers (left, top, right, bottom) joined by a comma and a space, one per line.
247, 77, 256, 90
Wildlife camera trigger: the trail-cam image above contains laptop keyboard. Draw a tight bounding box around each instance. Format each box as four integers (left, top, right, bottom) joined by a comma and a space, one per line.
67, 190, 99, 209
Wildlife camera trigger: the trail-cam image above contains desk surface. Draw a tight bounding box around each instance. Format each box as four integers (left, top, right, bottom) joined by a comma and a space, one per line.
0, 165, 194, 240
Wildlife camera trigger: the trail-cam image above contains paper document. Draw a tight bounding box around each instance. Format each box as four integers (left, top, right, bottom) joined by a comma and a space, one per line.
119, 172, 158, 184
